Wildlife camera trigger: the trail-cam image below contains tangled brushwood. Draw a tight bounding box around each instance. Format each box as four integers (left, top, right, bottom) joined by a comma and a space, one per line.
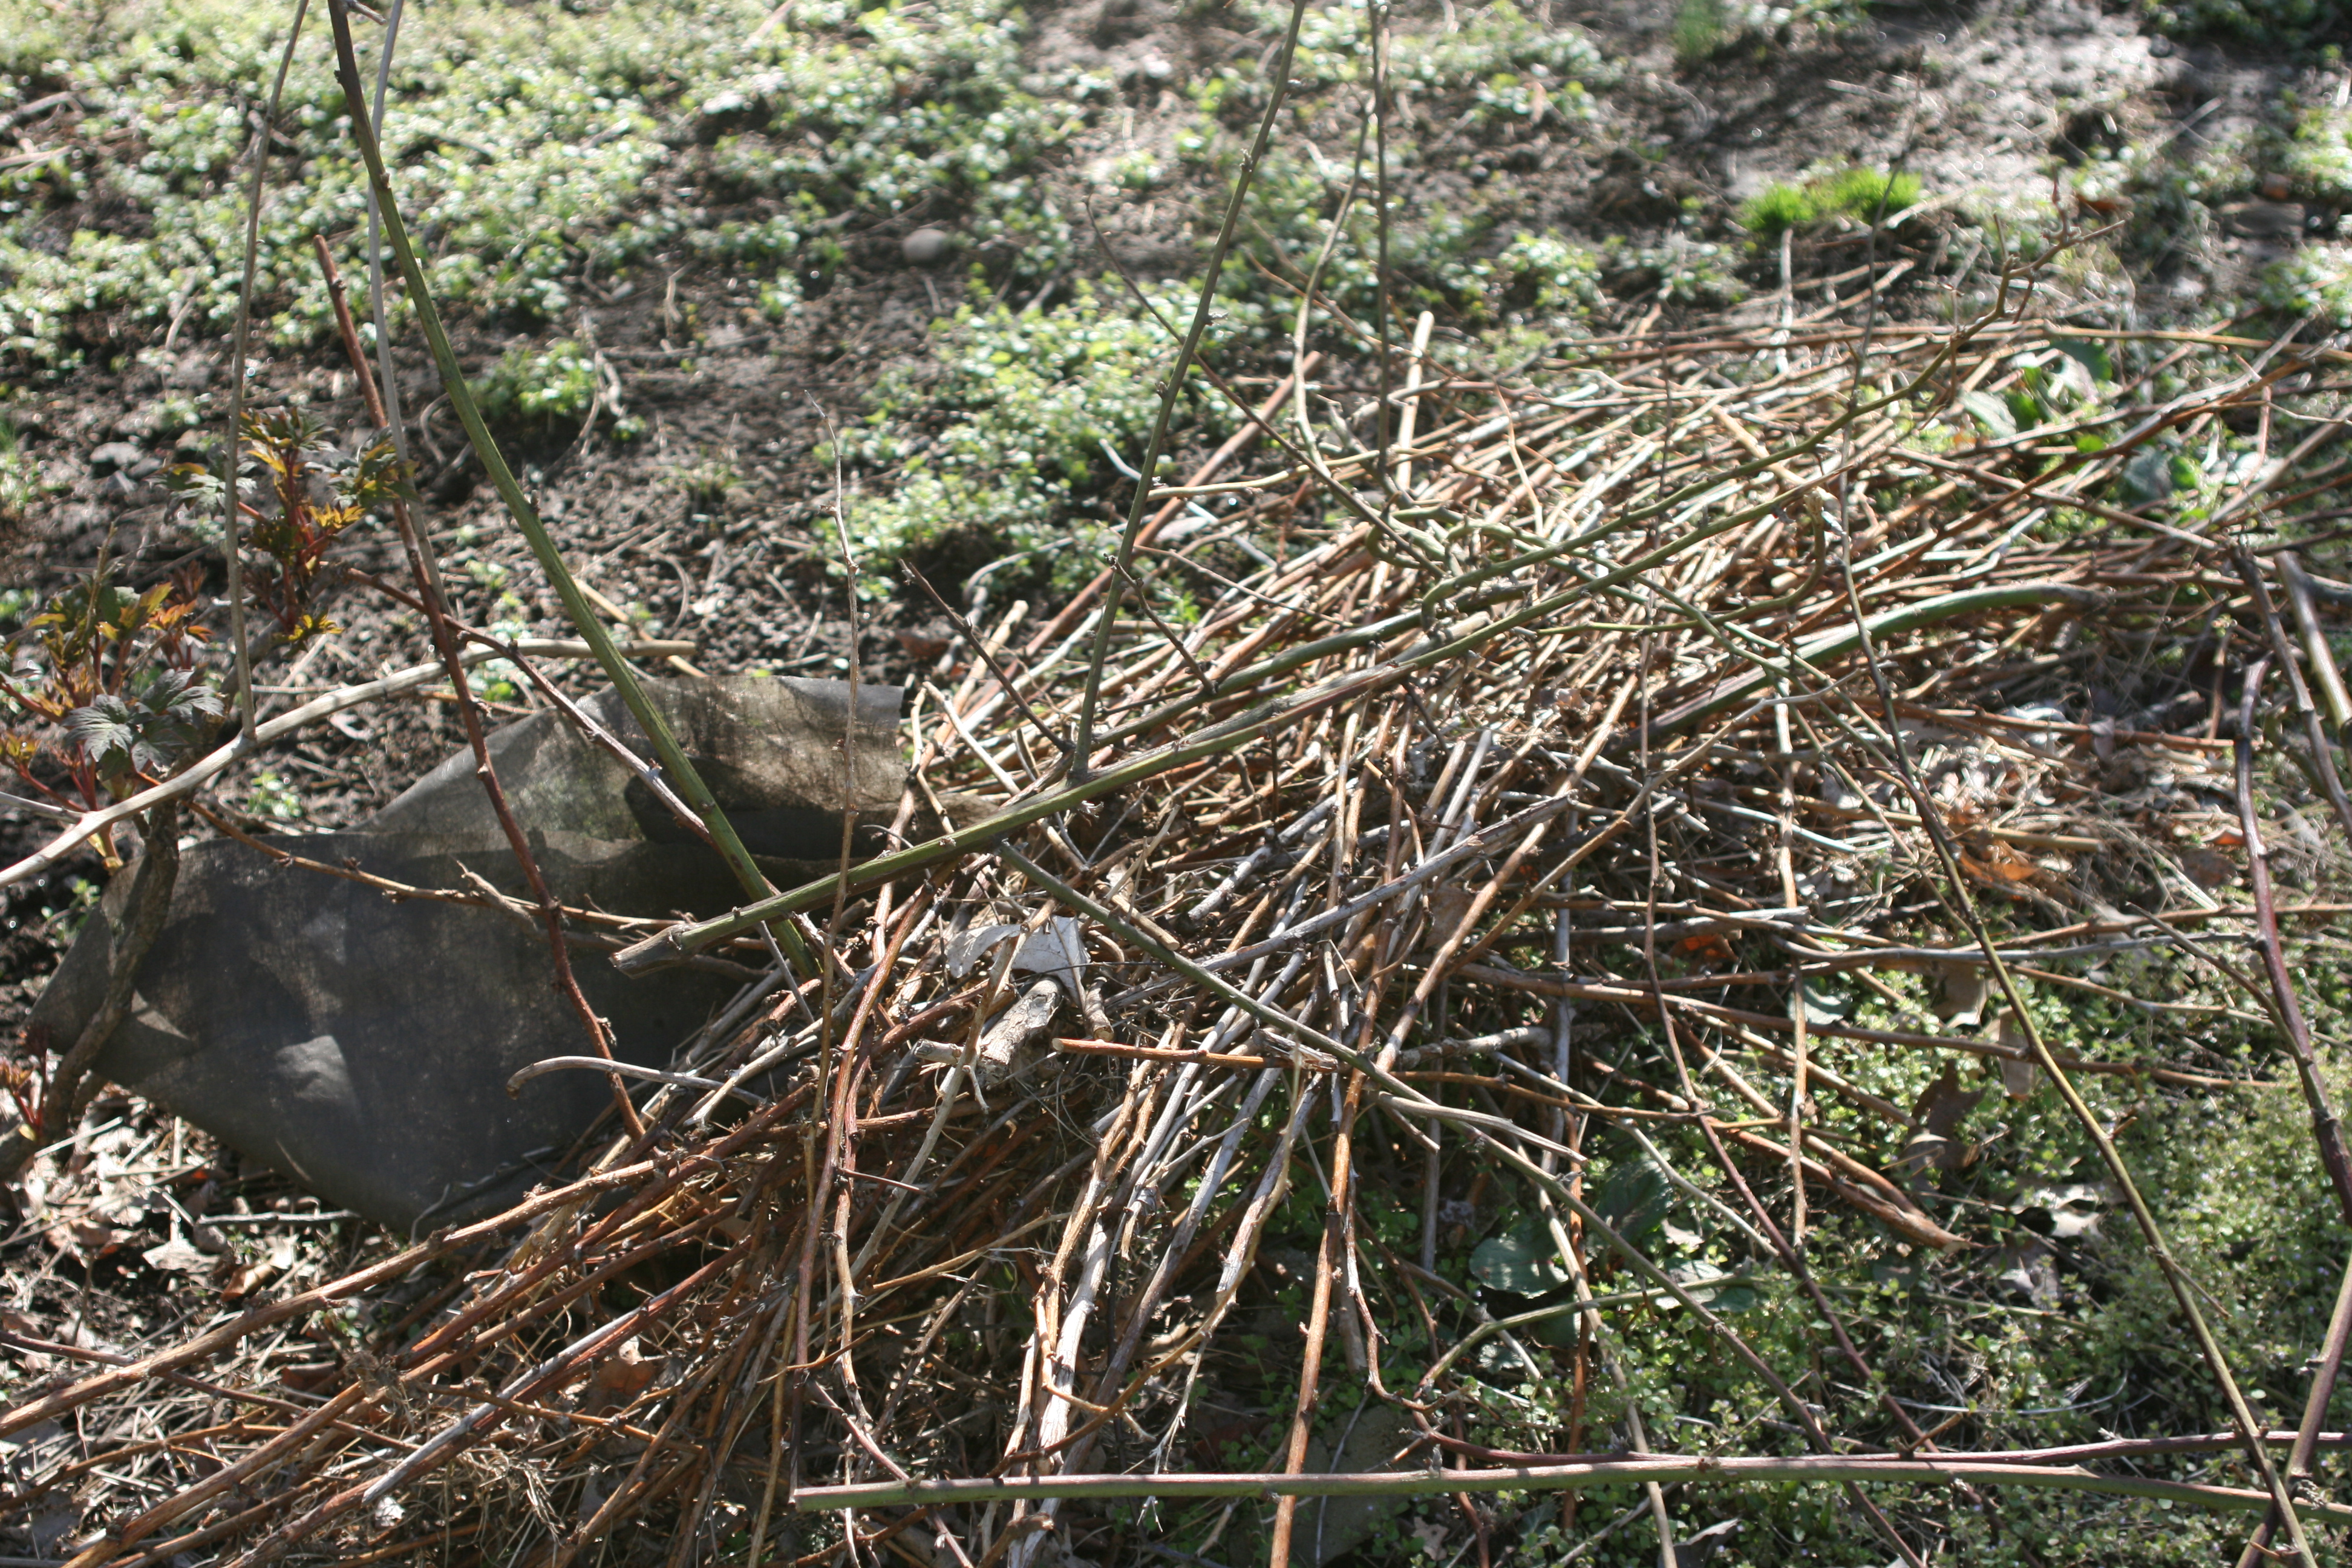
8, 234, 2352, 1566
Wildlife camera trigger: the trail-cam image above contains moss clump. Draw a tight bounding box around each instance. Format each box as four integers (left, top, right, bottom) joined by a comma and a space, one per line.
1671, 0, 1730, 62
1739, 166, 1922, 237
2261, 245, 2352, 326
0, 423, 42, 525
2275, 94, 2352, 206
1481, 231, 1608, 322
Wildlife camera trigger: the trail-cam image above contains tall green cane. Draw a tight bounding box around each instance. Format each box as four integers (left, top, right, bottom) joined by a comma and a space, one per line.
322, 0, 812, 976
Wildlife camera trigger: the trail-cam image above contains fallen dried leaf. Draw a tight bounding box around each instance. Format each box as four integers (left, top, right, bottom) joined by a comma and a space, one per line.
49, 1218, 134, 1261
140, 1232, 211, 1273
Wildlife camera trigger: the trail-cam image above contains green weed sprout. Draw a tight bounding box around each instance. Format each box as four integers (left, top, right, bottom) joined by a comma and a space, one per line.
473, 339, 603, 430
0, 563, 215, 823
1672, 0, 1728, 62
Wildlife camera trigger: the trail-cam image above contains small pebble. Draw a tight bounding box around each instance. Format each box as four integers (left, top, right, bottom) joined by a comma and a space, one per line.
902, 227, 953, 266
88, 440, 145, 476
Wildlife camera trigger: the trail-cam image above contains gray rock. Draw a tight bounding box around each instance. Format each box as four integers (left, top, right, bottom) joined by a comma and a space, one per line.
1298, 1402, 1420, 1564
88, 440, 145, 476
2218, 200, 2306, 241
902, 226, 955, 266
31, 675, 908, 1230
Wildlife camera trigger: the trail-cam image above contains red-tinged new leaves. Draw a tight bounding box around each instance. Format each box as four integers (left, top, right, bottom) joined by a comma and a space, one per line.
232, 410, 399, 648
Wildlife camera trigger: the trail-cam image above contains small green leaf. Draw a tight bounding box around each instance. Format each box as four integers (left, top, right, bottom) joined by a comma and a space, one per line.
2051, 336, 2114, 387
1469, 1226, 1570, 1296
1961, 391, 2016, 439
1592, 1154, 1674, 1250
1662, 1262, 1757, 1312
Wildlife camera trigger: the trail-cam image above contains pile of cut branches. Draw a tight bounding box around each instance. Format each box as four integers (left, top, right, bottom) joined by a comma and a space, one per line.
10, 223, 2352, 1568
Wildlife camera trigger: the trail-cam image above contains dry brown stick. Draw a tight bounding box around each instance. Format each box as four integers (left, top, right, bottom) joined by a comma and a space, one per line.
1633, 792, 1939, 1456
2278, 552, 2352, 740
1370, 691, 1628, 1067
2235, 549, 2352, 843
60, 1387, 374, 1568
220, 1238, 754, 1568
1, 1331, 342, 1421
1268, 1063, 1355, 1568
817, 898, 930, 1413
493, 638, 713, 848
1832, 549, 2319, 1568
1634, 688, 1938, 1541
217, 5, 315, 744
544, 1330, 747, 1568
903, 560, 1073, 756
1768, 693, 1811, 1249
2230, 659, 2352, 1226
27, 797, 179, 1160
2262, 1258, 2352, 1564
670, 1307, 784, 1568
1020, 366, 1319, 658
110, 1483, 336, 1568
4, 1094, 792, 1441
797, 399, 871, 1486
1572, 1052, 1963, 1251
1112, 560, 1221, 700
2230, 657, 2352, 1567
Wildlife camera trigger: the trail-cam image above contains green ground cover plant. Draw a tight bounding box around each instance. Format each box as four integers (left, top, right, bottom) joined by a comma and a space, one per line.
834, 281, 1241, 591
0, 0, 1082, 368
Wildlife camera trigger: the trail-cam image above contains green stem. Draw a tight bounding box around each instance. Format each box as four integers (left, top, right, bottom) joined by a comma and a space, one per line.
793, 1455, 2352, 1521
320, 0, 808, 970
1068, 0, 1314, 779
1831, 552, 2319, 1568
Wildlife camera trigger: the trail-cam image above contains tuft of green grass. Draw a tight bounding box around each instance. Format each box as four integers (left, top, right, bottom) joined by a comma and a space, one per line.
1738, 181, 1817, 236
471, 339, 603, 431
1671, 0, 1729, 62
1739, 165, 1922, 237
